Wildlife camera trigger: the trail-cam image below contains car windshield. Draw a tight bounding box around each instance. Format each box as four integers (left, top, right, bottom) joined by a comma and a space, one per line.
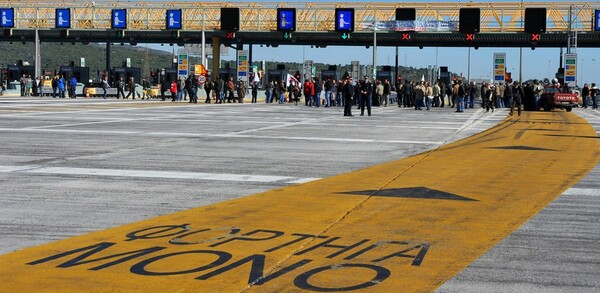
544, 87, 560, 94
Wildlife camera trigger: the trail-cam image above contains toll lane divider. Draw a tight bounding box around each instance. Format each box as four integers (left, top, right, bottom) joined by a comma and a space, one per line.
0, 111, 598, 292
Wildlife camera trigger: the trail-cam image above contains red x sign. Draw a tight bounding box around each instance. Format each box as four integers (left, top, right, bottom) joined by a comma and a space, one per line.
531, 34, 540, 41
466, 34, 475, 41
401, 33, 410, 40
226, 32, 235, 39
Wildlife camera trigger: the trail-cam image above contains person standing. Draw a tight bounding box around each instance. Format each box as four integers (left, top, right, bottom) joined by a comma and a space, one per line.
509, 81, 525, 116
237, 80, 246, 103
591, 83, 598, 110
414, 81, 425, 111
483, 83, 494, 112
170, 79, 177, 102
141, 78, 150, 100
51, 75, 58, 98
425, 82, 433, 111
359, 76, 373, 116
116, 77, 126, 99
125, 77, 136, 99
37, 76, 44, 97
303, 79, 312, 106
69, 76, 78, 98
468, 81, 477, 109
433, 81, 441, 107
265, 81, 273, 104
343, 78, 354, 116
101, 76, 110, 99
324, 78, 333, 107
176, 77, 185, 101
251, 81, 258, 103
313, 78, 322, 107
382, 79, 390, 107
375, 80, 384, 107
57, 75, 66, 98
215, 76, 224, 104
581, 84, 590, 109
204, 78, 213, 103
278, 80, 286, 104
226, 77, 235, 103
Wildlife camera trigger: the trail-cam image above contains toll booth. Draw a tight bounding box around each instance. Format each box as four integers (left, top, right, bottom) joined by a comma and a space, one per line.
321, 65, 339, 82
266, 64, 287, 84
439, 66, 451, 85
59, 66, 90, 85
162, 68, 178, 84
376, 66, 394, 83
7, 64, 35, 83
110, 67, 141, 87
219, 66, 236, 83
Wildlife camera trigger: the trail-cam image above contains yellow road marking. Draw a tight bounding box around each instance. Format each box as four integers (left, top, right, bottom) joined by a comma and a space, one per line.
0, 112, 598, 292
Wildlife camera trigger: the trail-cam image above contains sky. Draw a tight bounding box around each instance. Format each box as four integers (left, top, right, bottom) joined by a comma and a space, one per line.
145, 0, 599, 85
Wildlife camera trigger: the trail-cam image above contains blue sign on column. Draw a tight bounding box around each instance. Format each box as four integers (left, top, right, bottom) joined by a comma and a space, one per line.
0, 8, 14, 27
595, 9, 600, 31
166, 9, 182, 30
55, 8, 71, 29
111, 9, 127, 29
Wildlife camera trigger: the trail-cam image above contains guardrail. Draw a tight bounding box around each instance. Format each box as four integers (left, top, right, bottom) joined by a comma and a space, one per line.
1, 1, 597, 32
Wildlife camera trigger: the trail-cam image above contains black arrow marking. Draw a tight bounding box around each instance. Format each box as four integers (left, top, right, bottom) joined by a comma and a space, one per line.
487, 145, 556, 151
339, 187, 477, 201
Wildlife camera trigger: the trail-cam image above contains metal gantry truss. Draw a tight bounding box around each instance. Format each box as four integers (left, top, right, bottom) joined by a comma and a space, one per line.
2, 1, 598, 32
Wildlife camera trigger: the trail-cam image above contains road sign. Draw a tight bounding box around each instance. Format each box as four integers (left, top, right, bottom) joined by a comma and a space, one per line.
111, 9, 127, 29
595, 9, 600, 31
564, 53, 576, 86
277, 8, 296, 31
237, 50, 248, 83
197, 75, 206, 84
166, 9, 182, 30
493, 53, 506, 82
335, 8, 354, 32
55, 8, 71, 29
283, 32, 292, 39
178, 53, 188, 79
341, 32, 351, 40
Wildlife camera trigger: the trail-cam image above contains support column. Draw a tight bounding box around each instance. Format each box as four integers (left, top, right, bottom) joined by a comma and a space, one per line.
212, 36, 220, 79
249, 44, 253, 77
34, 29, 41, 78
106, 42, 111, 73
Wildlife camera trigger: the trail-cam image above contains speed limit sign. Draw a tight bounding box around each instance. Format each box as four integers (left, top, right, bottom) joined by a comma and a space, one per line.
198, 75, 207, 84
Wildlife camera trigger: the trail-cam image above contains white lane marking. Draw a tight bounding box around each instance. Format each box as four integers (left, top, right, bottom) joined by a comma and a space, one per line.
0, 127, 444, 144
0, 165, 320, 184
563, 187, 600, 197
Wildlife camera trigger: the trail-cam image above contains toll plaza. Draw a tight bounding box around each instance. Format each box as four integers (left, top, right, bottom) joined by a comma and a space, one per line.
0, 1, 600, 292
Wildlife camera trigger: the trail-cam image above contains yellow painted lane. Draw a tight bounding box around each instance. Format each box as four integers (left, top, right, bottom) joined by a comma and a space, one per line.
0, 111, 598, 292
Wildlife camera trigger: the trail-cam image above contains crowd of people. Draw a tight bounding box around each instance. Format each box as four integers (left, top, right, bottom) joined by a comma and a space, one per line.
13, 72, 599, 115
16, 74, 78, 98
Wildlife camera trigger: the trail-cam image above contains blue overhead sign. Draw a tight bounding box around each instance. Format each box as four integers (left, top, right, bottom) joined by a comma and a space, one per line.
55, 8, 71, 29
0, 8, 14, 28
335, 8, 354, 32
595, 9, 600, 31
111, 9, 127, 29
277, 8, 296, 31
166, 9, 182, 30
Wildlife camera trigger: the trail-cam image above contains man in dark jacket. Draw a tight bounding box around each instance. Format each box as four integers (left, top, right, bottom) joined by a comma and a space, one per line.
125, 77, 136, 99
359, 76, 373, 116
343, 78, 354, 116
509, 82, 525, 116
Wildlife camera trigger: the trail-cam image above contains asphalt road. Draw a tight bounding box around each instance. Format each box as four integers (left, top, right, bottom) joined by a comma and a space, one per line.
0, 96, 598, 291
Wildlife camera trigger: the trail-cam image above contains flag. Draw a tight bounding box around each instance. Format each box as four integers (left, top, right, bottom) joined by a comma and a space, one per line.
421, 75, 425, 82
194, 64, 208, 76
253, 71, 260, 83
286, 73, 299, 87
